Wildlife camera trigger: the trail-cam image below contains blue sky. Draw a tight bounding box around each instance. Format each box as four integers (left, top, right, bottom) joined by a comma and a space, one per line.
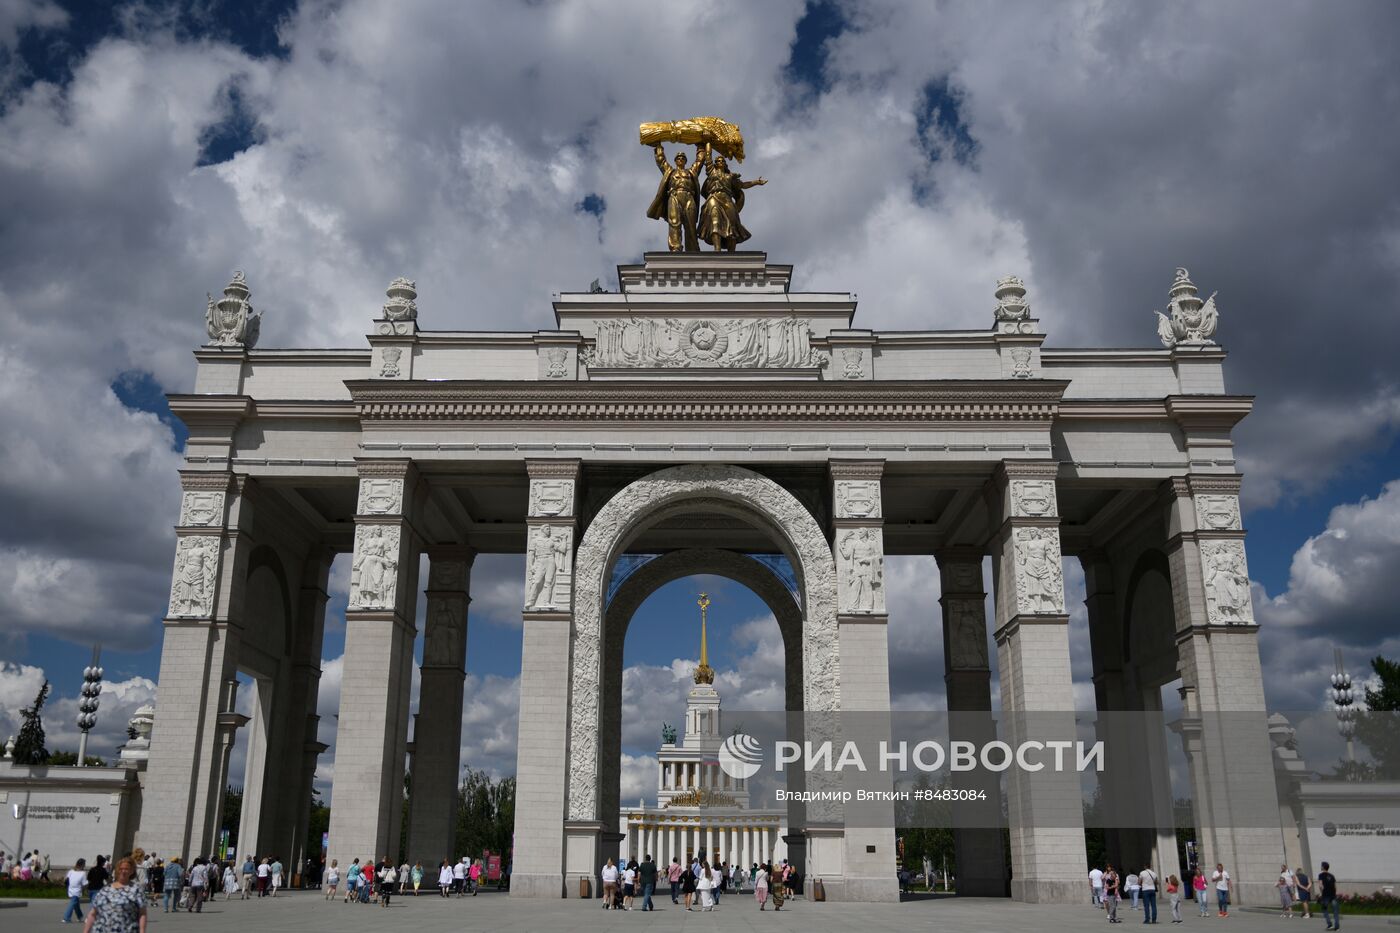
3, 0, 1400, 797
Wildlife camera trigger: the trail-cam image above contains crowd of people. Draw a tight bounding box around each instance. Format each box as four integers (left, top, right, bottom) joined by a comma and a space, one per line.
1087, 860, 1343, 928
599, 853, 800, 912
0, 849, 52, 880
319, 855, 496, 905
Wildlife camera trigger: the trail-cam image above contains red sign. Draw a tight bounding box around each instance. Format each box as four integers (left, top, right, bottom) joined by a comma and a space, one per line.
485, 852, 502, 881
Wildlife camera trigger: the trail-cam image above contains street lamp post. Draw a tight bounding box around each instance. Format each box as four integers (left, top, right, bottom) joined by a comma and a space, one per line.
1330, 647, 1356, 772
76, 645, 103, 767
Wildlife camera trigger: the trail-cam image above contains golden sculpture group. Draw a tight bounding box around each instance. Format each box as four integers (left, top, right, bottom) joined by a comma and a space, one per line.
641, 117, 766, 252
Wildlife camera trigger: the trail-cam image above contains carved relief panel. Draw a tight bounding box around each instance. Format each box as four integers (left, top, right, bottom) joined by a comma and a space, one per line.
1012, 526, 1065, 615
168, 535, 220, 618
348, 524, 402, 611
524, 524, 573, 611
1200, 539, 1254, 624
946, 600, 990, 669
422, 599, 464, 668
528, 479, 576, 518
836, 527, 885, 613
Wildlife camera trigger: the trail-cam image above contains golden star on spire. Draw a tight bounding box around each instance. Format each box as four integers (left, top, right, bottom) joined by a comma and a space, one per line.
694, 592, 715, 685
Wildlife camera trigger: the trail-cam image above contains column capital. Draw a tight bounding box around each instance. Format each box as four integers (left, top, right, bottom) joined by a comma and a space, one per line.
355, 457, 415, 479
828, 458, 885, 480
992, 458, 1060, 485
526, 458, 582, 480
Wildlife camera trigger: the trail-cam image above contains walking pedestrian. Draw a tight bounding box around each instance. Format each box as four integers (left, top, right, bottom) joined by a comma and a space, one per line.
668, 856, 682, 904
1294, 866, 1313, 919
270, 856, 283, 896
437, 860, 452, 897
601, 858, 618, 909
240, 854, 254, 899
223, 861, 238, 899
696, 860, 714, 911
1279, 863, 1296, 917
681, 857, 696, 910
1167, 874, 1182, 923
1211, 862, 1231, 916
1193, 870, 1208, 916
452, 856, 467, 895
187, 858, 208, 913
622, 859, 637, 910
378, 861, 397, 907
755, 862, 769, 911
1140, 864, 1158, 923
324, 859, 340, 900
88, 855, 110, 898
161, 859, 183, 913
410, 862, 423, 895
638, 852, 657, 911
1127, 871, 1141, 910
63, 857, 88, 924
1104, 863, 1122, 923
1091, 865, 1106, 907
148, 860, 164, 909
771, 862, 786, 911
80, 856, 146, 933
1317, 862, 1339, 931
469, 858, 481, 895
344, 858, 360, 903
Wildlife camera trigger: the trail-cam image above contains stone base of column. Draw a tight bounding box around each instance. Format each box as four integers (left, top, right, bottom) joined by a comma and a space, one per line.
1010, 876, 1087, 903
510, 872, 565, 898
563, 820, 603, 896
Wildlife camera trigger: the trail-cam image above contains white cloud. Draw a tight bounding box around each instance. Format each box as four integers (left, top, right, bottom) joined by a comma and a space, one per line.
0, 660, 156, 763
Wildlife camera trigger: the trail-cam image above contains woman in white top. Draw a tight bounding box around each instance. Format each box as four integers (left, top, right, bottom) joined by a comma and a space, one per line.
223, 862, 238, 899
696, 860, 714, 910
323, 859, 340, 900
600, 858, 619, 909
1126, 871, 1141, 909
437, 861, 453, 897
754, 863, 769, 910
622, 862, 637, 910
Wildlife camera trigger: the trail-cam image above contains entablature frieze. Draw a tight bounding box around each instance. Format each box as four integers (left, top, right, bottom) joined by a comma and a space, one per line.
344, 379, 1070, 424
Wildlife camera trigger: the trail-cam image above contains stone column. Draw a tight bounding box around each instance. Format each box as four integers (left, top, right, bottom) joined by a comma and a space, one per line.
831, 459, 899, 901
138, 472, 250, 861
407, 547, 474, 865
1164, 475, 1284, 905
327, 460, 421, 869
988, 461, 1087, 902
512, 460, 581, 898
937, 547, 1008, 896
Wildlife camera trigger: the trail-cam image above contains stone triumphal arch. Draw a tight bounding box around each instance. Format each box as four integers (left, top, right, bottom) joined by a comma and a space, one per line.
137, 253, 1285, 904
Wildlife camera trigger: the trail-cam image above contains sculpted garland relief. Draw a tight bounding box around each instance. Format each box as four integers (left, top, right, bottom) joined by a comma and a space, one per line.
178, 491, 225, 527
581, 316, 822, 369
169, 536, 220, 618
567, 464, 839, 822
1010, 479, 1057, 518
357, 477, 404, 515
1195, 494, 1241, 531
1013, 527, 1065, 614
349, 524, 401, 610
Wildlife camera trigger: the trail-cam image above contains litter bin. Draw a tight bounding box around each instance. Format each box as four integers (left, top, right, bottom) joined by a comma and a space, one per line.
813, 878, 826, 901
579, 877, 592, 899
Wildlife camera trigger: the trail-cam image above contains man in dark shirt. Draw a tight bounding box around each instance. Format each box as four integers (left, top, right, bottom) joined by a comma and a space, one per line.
87, 855, 109, 894
637, 853, 658, 911
1317, 862, 1339, 931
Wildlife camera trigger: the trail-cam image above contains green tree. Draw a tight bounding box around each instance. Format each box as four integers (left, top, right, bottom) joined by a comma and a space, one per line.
12, 680, 51, 765
454, 769, 516, 863
306, 789, 330, 864
48, 750, 106, 766
1356, 655, 1400, 778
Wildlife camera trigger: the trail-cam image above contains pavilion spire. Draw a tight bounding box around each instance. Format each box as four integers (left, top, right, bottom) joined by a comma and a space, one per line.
693, 592, 715, 685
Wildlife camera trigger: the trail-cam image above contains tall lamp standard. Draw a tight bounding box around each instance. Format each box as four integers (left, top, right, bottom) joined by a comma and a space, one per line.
76, 645, 103, 767
1330, 647, 1356, 772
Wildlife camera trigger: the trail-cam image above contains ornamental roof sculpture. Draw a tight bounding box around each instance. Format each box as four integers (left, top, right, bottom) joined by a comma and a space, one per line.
1154, 267, 1220, 348
204, 271, 261, 348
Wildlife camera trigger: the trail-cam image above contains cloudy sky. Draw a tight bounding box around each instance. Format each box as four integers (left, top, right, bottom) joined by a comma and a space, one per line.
1, 0, 1399, 805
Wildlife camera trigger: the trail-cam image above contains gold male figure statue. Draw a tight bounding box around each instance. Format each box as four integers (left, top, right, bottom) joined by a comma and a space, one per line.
646, 144, 704, 252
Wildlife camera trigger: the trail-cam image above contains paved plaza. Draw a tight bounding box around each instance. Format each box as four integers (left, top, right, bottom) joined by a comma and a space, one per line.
9, 890, 1397, 933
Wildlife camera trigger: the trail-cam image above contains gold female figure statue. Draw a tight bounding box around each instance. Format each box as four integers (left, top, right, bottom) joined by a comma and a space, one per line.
646, 144, 704, 252
697, 147, 767, 251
